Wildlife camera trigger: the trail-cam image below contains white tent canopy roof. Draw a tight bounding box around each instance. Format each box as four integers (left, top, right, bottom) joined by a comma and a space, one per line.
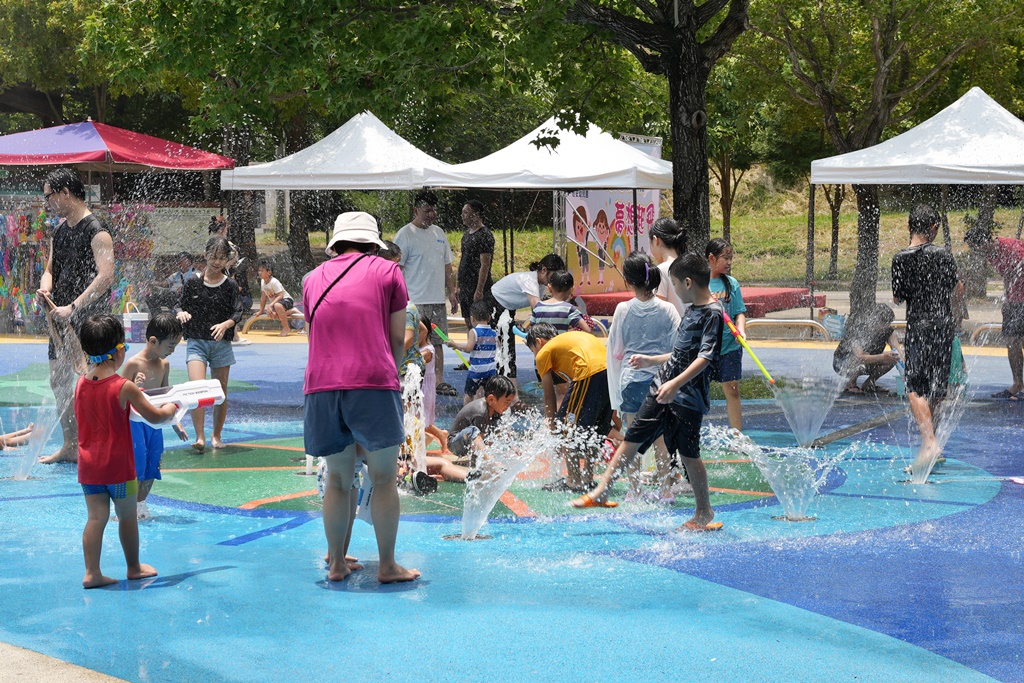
220, 111, 453, 190
420, 116, 672, 190
811, 88, 1024, 185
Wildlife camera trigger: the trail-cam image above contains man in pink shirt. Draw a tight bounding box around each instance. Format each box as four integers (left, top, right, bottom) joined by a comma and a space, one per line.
303, 212, 420, 585
967, 226, 1024, 398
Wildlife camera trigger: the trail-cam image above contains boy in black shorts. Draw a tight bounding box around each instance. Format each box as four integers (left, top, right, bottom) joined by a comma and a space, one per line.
892, 204, 960, 478
571, 254, 724, 532
527, 324, 612, 492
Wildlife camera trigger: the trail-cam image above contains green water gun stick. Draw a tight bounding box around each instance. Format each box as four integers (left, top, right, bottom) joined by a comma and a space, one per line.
429, 322, 471, 369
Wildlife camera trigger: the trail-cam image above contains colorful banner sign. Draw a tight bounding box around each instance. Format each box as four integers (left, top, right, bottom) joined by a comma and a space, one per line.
565, 189, 659, 295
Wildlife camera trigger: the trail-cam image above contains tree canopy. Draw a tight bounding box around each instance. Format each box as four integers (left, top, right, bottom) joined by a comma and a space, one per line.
0, 0, 1022, 287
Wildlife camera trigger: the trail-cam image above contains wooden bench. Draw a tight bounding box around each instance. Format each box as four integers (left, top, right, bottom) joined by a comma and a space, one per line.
241, 309, 305, 334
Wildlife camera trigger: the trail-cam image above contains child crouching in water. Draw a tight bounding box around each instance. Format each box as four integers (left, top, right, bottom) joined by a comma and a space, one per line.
76, 314, 179, 588
572, 254, 724, 532
121, 313, 187, 520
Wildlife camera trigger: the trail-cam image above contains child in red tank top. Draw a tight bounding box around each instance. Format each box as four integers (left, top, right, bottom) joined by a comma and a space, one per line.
75, 314, 178, 589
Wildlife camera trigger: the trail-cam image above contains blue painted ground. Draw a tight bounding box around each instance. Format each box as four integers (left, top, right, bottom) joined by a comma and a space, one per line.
1, 341, 1022, 682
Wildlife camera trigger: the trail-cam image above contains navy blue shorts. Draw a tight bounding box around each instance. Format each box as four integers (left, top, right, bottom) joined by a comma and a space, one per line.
619, 379, 652, 414
1002, 301, 1024, 338
717, 348, 742, 383
624, 397, 703, 461
465, 372, 495, 397
304, 389, 404, 456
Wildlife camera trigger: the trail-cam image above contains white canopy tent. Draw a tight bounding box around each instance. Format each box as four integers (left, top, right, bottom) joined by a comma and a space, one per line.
219, 111, 453, 190
420, 116, 672, 190
811, 87, 1024, 184
805, 87, 1024, 290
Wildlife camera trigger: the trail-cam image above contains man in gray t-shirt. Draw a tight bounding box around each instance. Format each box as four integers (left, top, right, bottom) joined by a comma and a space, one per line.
393, 191, 457, 395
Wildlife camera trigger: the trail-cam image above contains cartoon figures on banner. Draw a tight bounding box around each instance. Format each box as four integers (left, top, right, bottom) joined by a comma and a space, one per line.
572, 205, 591, 287
593, 210, 611, 289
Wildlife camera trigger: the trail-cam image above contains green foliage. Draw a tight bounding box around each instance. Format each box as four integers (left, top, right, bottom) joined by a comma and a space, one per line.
748, 0, 1022, 153
710, 377, 774, 400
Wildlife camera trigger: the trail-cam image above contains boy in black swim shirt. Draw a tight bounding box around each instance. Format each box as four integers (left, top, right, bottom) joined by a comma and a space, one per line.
571, 253, 724, 532
892, 204, 960, 477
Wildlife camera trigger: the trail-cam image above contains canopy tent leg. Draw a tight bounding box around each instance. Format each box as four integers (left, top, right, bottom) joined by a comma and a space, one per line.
509, 190, 515, 273
1016, 192, 1024, 240
940, 185, 951, 249
807, 183, 816, 319
632, 188, 639, 251
500, 192, 509, 276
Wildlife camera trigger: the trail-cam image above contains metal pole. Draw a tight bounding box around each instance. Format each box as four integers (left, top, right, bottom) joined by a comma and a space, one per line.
501, 192, 509, 275
632, 188, 639, 252
940, 185, 951, 249
807, 183, 816, 319
509, 190, 515, 273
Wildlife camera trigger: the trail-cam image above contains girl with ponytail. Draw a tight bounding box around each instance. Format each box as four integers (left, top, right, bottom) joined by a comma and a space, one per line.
650, 217, 687, 315
606, 251, 681, 499
706, 238, 747, 431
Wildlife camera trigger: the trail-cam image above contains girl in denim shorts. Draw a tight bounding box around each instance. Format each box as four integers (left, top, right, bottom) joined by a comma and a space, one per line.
176, 236, 243, 452
707, 238, 748, 431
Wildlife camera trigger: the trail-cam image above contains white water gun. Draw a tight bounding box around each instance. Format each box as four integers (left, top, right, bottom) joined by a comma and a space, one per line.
130, 379, 225, 427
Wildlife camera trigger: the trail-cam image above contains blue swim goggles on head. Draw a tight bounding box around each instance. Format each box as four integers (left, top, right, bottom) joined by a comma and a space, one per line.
87, 343, 128, 364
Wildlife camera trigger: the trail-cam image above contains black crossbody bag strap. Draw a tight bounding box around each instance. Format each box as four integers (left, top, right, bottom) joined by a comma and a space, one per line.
308, 254, 368, 328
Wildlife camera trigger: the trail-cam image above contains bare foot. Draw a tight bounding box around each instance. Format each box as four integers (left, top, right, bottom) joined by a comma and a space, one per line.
438, 429, 449, 453
83, 573, 119, 589
378, 563, 421, 584
278, 330, 290, 337
677, 510, 715, 532
127, 563, 158, 580
192, 440, 206, 453
327, 560, 351, 582
211, 438, 225, 449
910, 442, 940, 477
323, 554, 363, 571
39, 446, 77, 464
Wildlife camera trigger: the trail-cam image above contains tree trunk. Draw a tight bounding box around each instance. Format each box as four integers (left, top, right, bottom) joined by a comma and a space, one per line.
0, 85, 64, 125
825, 184, 845, 280
275, 191, 287, 242
962, 187, 1000, 298
718, 151, 732, 242
286, 192, 315, 278
667, 47, 711, 252
850, 184, 880, 316
223, 126, 258, 272
283, 117, 315, 277
939, 186, 951, 249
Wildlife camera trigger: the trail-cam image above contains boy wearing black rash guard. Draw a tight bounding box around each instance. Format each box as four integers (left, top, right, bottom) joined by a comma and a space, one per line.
892, 204, 960, 477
